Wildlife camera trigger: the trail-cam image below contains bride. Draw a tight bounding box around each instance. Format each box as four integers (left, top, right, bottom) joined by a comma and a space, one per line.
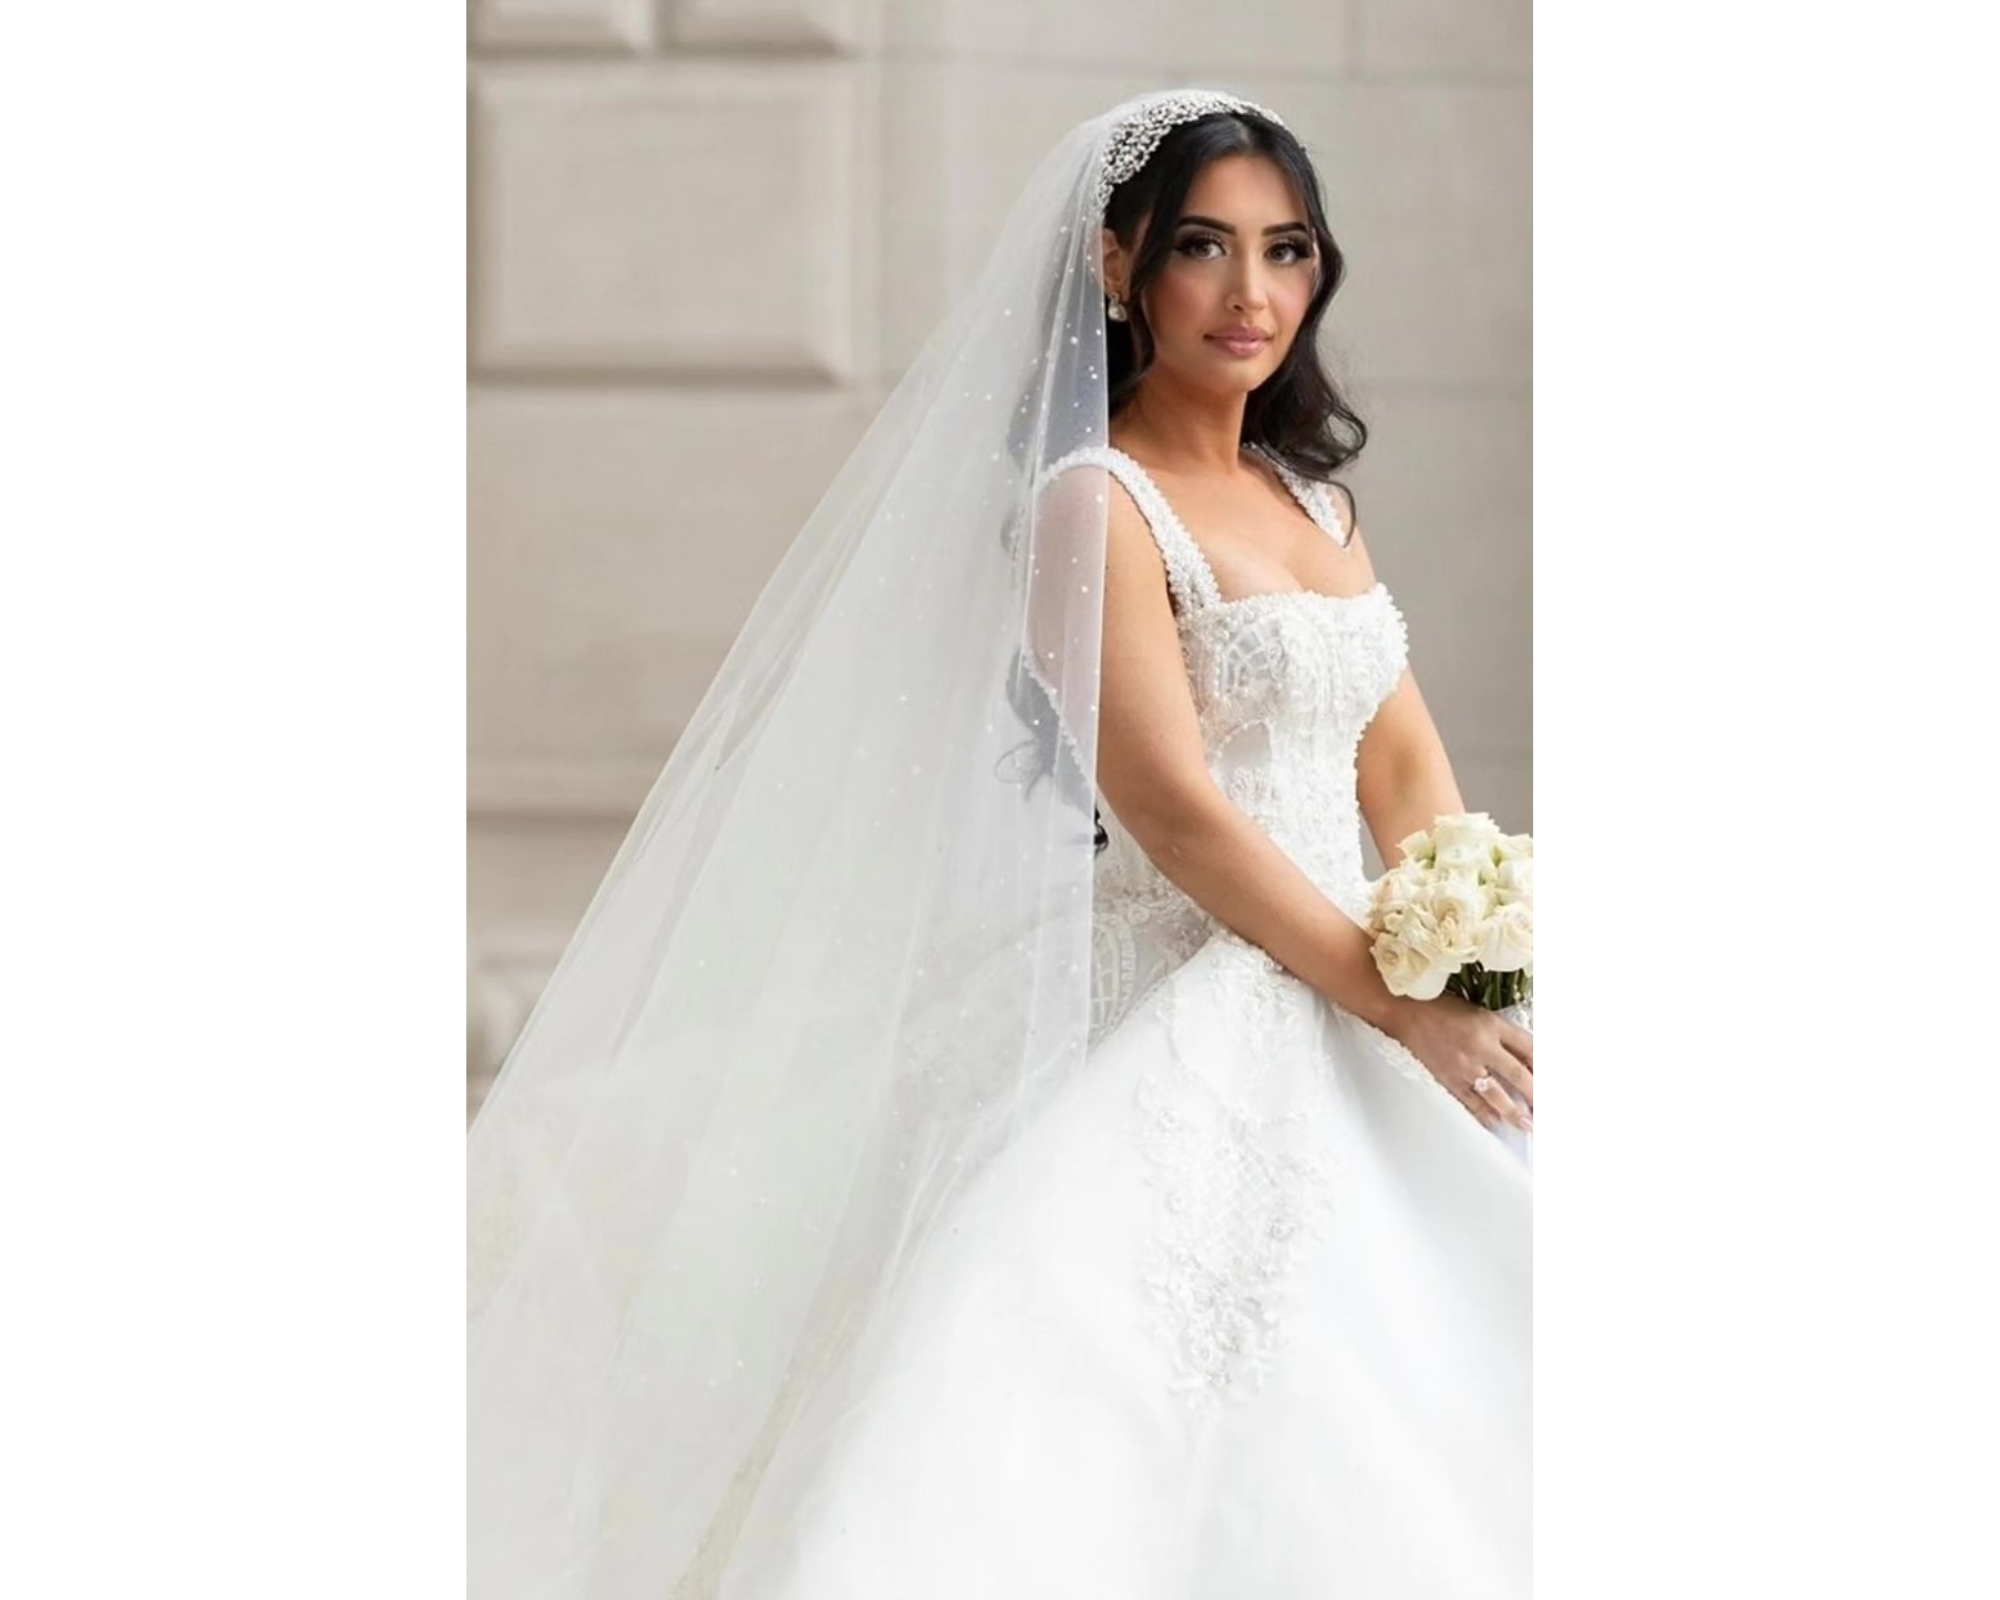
469, 88, 1533, 1599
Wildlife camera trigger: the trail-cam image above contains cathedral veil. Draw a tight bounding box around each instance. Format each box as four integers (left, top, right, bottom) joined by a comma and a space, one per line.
467, 90, 1283, 1597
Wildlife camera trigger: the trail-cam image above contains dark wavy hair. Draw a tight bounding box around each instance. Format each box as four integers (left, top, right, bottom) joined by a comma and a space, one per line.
1102, 109, 1367, 496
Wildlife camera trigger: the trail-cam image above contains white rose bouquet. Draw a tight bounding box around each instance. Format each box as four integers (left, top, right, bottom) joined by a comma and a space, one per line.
1367, 812, 1533, 1010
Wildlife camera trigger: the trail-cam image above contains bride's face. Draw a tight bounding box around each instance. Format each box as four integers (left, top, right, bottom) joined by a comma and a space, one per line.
1104, 153, 1321, 390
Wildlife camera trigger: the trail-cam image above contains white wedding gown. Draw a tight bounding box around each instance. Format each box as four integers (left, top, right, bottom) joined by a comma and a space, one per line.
716, 443, 1532, 1599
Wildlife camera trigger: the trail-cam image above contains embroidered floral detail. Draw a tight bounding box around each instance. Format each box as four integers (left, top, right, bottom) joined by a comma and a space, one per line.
1088, 879, 1213, 1047
1132, 957, 1338, 1417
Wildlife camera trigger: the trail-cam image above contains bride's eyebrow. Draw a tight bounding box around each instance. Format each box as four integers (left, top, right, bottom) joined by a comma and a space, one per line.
1176, 214, 1311, 236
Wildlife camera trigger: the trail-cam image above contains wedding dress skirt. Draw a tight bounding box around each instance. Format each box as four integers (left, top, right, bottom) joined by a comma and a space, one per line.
707, 444, 1533, 1598
719, 947, 1531, 1599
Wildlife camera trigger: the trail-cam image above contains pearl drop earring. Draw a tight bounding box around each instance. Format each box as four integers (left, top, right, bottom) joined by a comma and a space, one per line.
1105, 293, 1128, 323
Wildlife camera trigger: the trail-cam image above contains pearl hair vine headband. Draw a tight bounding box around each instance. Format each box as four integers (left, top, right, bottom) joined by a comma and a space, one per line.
1092, 90, 1290, 219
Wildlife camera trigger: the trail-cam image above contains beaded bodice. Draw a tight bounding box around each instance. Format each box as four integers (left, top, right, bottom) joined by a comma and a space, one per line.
1044, 441, 1410, 1043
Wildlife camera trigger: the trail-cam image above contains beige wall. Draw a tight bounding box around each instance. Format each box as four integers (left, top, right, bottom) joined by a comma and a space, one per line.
467, 0, 1531, 1108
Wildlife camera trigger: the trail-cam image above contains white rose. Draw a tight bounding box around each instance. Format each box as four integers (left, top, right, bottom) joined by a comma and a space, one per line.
1396, 826, 1436, 867
1368, 880, 1397, 933
1430, 812, 1499, 872
1439, 860, 1500, 917
1395, 900, 1450, 961
1424, 875, 1486, 964
1494, 830, 1533, 865
1370, 862, 1424, 932
1493, 856, 1533, 905
1475, 899, 1534, 973
1386, 859, 1430, 902
1373, 931, 1451, 1000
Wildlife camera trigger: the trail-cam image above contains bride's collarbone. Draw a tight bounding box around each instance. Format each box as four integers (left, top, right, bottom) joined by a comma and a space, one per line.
1140, 464, 1362, 600
1209, 521, 1362, 603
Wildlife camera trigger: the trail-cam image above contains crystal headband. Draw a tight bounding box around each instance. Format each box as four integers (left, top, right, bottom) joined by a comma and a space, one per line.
1092, 90, 1289, 218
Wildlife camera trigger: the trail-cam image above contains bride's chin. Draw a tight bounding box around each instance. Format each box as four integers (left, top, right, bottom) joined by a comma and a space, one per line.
1181, 342, 1284, 375
1169, 353, 1278, 386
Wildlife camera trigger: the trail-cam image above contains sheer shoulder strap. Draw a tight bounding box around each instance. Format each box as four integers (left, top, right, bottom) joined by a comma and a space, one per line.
1039, 444, 1222, 617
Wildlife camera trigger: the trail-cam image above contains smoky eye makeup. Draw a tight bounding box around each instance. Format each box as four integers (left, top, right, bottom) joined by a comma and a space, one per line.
1174, 228, 1314, 263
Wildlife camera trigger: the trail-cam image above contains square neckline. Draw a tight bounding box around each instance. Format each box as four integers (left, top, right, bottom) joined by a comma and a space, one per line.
1099, 440, 1375, 619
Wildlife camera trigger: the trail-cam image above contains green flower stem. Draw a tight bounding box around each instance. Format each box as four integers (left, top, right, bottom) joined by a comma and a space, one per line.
1446, 963, 1532, 1012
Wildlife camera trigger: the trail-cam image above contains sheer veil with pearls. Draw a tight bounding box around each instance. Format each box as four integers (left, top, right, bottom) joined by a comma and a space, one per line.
467, 89, 1287, 1598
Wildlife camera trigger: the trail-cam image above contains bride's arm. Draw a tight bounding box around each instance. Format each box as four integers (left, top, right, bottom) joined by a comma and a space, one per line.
1094, 481, 1532, 1128
1356, 670, 1466, 867
1346, 530, 1468, 866
1096, 482, 1528, 1128
1094, 479, 1403, 1032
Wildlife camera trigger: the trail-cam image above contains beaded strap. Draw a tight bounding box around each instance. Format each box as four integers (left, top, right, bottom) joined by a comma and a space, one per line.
1045, 445, 1223, 618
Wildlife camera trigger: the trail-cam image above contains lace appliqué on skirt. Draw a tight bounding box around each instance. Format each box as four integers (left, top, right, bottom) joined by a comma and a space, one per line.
1132, 938, 1338, 1421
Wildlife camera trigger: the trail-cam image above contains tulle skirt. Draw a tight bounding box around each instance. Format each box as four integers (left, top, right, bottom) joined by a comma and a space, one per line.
714, 931, 1533, 1599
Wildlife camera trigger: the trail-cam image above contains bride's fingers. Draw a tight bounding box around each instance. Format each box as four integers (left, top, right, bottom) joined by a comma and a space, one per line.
1470, 1065, 1531, 1132
1488, 1050, 1533, 1117
1497, 1019, 1533, 1073
1452, 1071, 1503, 1131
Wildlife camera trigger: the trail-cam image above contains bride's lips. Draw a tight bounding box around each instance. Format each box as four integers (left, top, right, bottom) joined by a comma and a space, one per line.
1206, 332, 1269, 357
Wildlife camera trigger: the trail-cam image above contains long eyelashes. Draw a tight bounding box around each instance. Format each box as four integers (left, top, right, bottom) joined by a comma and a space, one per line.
1174, 234, 1314, 265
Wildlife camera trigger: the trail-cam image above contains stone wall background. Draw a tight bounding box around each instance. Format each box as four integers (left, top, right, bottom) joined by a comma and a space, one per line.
467, 0, 1531, 1111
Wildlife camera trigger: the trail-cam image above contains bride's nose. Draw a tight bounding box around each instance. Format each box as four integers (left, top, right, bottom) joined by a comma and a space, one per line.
1228, 265, 1271, 315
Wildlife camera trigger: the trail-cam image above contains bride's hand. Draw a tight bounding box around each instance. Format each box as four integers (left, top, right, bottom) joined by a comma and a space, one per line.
1378, 991, 1533, 1134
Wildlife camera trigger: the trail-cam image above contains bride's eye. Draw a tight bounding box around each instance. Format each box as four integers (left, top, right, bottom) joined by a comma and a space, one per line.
1176, 233, 1314, 265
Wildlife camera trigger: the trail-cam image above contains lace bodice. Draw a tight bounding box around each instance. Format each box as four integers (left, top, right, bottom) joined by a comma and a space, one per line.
1043, 441, 1410, 1044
